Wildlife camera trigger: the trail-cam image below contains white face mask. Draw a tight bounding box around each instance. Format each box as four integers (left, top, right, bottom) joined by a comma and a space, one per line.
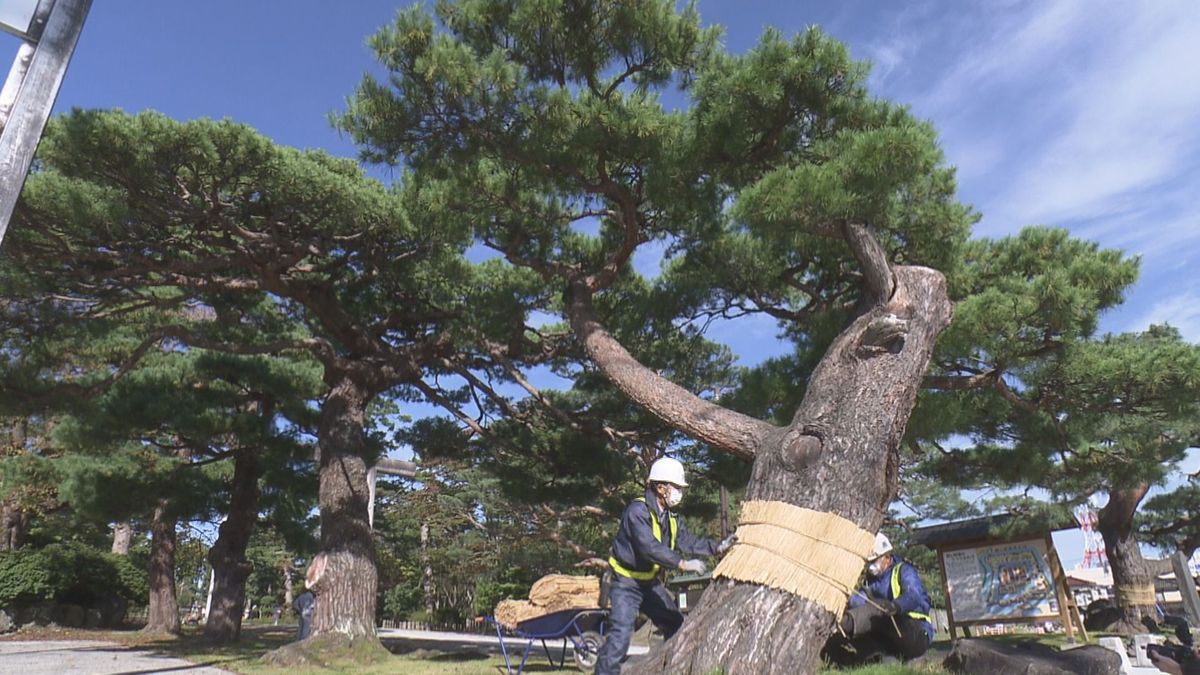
665, 486, 683, 508
868, 558, 887, 577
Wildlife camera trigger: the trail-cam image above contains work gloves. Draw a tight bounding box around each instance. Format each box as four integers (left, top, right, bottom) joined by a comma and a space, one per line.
875, 599, 901, 616
679, 559, 707, 575
838, 600, 901, 638
716, 535, 738, 555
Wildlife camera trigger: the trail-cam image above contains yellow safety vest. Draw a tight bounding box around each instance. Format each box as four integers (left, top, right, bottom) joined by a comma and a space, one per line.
890, 563, 931, 623
609, 497, 678, 581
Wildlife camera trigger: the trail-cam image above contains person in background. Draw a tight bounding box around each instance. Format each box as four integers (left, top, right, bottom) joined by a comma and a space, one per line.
823, 532, 934, 666
594, 457, 736, 675
293, 589, 315, 641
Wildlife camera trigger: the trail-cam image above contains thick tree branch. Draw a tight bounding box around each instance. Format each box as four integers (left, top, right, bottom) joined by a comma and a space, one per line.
841, 222, 896, 305
564, 281, 773, 460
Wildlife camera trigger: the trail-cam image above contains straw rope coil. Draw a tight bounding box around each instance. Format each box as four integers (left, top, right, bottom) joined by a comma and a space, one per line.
713, 500, 876, 614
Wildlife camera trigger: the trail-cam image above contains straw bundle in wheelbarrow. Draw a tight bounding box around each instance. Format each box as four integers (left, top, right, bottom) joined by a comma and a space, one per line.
493, 574, 600, 628
528, 574, 599, 610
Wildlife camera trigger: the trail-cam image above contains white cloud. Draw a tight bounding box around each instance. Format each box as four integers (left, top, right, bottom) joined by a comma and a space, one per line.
1127, 287, 1200, 343
915, 0, 1092, 117
992, 5, 1200, 230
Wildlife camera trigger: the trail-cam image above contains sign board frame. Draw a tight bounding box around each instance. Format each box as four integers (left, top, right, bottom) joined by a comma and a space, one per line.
934, 532, 1084, 640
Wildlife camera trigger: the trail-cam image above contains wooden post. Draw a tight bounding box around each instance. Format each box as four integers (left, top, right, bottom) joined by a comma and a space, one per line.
719, 484, 729, 539
1044, 534, 1077, 642
1172, 551, 1200, 627
936, 546, 958, 640
0, 0, 91, 246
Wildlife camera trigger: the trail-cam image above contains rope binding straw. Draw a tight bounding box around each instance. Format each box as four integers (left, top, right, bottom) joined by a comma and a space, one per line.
713, 500, 876, 614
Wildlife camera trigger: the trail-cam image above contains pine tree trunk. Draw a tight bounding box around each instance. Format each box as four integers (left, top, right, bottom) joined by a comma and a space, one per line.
0, 501, 26, 551
1, 420, 28, 552
283, 564, 294, 609
111, 521, 133, 555
310, 374, 379, 640
1098, 483, 1156, 634
203, 448, 260, 642
611, 265, 953, 675
421, 521, 434, 616
144, 500, 181, 634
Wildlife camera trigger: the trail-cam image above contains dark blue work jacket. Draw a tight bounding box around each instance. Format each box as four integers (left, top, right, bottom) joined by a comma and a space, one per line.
608, 488, 717, 580
849, 556, 935, 642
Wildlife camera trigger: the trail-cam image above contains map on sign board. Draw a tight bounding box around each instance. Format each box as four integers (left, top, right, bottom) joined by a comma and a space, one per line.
0, 0, 40, 37
943, 538, 1059, 622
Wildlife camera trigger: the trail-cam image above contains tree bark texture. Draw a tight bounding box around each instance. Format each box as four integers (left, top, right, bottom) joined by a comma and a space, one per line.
111, 521, 133, 555
620, 265, 953, 675
203, 448, 260, 642
1098, 483, 1156, 634
310, 375, 379, 639
143, 499, 181, 634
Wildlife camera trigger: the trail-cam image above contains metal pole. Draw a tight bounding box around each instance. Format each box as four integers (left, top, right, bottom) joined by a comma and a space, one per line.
0, 0, 90, 245
1172, 551, 1200, 627
0, 0, 53, 129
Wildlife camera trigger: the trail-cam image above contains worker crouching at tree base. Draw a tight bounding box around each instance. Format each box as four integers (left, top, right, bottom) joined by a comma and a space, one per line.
594, 457, 735, 675
822, 533, 934, 667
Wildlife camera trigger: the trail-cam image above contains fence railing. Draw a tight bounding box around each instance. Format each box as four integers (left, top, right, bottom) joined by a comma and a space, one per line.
378, 618, 493, 635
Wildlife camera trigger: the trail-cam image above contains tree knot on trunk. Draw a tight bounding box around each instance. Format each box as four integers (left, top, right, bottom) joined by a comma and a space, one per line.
781, 427, 824, 472
856, 313, 908, 357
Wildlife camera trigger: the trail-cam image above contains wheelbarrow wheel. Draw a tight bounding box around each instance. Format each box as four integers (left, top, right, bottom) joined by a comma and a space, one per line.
574, 630, 605, 671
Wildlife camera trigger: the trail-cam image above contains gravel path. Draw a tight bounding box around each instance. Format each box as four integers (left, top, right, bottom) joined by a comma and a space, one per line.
378, 626, 650, 656
0, 640, 235, 674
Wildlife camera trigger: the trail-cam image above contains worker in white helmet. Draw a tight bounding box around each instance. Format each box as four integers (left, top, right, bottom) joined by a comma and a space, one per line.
594, 456, 736, 675
822, 532, 934, 666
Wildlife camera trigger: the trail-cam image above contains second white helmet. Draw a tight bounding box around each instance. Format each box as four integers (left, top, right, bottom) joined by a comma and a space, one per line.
871, 532, 893, 560
647, 457, 688, 487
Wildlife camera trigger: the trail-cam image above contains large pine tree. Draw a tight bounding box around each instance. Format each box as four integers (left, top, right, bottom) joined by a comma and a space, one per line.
339, 2, 973, 670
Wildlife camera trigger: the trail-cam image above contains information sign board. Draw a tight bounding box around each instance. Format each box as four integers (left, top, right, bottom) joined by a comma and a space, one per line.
943, 538, 1059, 622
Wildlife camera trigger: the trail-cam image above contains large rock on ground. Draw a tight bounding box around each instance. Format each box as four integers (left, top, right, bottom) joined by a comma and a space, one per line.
0, 608, 13, 633
96, 595, 128, 627
944, 639, 1121, 675
53, 603, 86, 627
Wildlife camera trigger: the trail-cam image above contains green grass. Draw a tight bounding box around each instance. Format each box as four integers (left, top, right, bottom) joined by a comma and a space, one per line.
0, 624, 952, 674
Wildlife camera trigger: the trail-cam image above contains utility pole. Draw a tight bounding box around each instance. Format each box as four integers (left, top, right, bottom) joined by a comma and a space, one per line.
0, 0, 91, 246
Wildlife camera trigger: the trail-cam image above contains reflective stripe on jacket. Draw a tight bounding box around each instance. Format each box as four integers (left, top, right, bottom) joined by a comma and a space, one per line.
891, 564, 931, 623
609, 497, 677, 579
851, 556, 935, 642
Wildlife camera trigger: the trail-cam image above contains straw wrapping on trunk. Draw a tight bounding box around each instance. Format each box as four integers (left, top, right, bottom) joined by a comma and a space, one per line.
712, 500, 875, 614
1115, 584, 1156, 606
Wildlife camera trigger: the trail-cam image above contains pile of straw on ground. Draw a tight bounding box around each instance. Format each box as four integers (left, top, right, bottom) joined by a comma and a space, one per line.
493, 574, 600, 628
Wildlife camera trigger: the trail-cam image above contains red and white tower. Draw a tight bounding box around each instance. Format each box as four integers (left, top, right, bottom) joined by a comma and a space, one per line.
1074, 504, 1109, 571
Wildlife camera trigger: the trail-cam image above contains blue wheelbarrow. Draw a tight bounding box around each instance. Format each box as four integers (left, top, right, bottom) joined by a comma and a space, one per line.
488, 608, 608, 674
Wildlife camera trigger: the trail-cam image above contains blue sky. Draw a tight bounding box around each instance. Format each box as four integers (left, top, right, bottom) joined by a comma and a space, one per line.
5, 1, 1198, 564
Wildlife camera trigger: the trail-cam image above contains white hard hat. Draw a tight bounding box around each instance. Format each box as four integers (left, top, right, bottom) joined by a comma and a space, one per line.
871, 532, 893, 560
647, 457, 688, 487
